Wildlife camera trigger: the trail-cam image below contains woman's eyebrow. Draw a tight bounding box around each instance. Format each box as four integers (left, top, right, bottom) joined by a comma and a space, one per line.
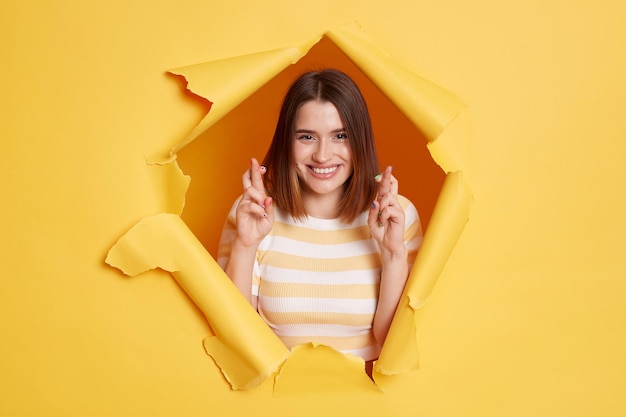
294, 127, 346, 133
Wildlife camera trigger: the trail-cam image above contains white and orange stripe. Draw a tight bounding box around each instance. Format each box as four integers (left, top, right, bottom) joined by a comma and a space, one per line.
217, 194, 422, 361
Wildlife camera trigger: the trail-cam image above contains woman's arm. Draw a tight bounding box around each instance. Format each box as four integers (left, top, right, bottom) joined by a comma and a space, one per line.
368, 166, 414, 345
372, 245, 408, 345
220, 158, 273, 308
224, 240, 261, 309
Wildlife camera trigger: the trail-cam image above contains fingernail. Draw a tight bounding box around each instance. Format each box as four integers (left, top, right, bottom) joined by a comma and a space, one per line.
378, 211, 382, 217
378, 221, 383, 227
371, 201, 376, 209
374, 174, 382, 180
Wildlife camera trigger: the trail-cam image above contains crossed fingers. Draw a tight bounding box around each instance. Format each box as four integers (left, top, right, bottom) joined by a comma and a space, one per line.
374, 166, 399, 226
241, 158, 268, 217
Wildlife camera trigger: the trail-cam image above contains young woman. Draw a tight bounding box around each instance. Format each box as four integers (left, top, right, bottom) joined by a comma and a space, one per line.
217, 69, 423, 362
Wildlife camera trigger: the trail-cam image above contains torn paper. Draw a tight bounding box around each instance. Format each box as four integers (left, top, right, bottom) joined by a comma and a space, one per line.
105, 213, 289, 390
106, 21, 472, 390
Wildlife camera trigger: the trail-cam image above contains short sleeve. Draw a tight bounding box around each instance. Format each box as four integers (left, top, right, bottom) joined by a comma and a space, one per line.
398, 195, 424, 270
216, 197, 241, 269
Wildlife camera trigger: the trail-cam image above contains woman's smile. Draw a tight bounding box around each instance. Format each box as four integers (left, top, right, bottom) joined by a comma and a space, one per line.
292, 100, 354, 210
309, 164, 340, 176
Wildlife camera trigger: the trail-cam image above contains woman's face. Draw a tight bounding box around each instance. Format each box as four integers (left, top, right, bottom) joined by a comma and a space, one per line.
292, 100, 354, 203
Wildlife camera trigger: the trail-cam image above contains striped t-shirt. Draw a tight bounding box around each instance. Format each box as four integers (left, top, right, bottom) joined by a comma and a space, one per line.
217, 195, 423, 361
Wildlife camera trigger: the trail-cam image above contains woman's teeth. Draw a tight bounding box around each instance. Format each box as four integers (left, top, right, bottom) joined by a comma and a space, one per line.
312, 166, 338, 174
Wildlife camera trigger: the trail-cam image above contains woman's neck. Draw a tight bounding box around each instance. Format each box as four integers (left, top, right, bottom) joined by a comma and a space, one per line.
301, 191, 343, 219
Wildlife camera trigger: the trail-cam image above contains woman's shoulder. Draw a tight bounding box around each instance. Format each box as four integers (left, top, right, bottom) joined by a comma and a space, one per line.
397, 194, 421, 225
397, 194, 417, 211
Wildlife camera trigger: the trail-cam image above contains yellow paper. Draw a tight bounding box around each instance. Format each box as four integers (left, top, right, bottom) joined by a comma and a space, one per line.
326, 23, 465, 142
427, 109, 473, 174
273, 344, 380, 396
375, 171, 472, 376
105, 213, 289, 390
166, 38, 320, 158
106, 22, 471, 389
5, 0, 626, 414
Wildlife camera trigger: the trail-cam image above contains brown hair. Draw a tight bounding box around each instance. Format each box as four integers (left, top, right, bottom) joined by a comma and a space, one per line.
262, 69, 379, 223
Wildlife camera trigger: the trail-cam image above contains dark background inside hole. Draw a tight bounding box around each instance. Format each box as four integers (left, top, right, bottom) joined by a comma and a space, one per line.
177, 37, 446, 256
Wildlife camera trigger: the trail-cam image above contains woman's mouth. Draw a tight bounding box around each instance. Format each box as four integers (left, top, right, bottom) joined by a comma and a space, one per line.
310, 165, 339, 175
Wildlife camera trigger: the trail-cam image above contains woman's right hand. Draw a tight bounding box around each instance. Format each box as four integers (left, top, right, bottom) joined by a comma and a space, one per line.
234, 158, 274, 248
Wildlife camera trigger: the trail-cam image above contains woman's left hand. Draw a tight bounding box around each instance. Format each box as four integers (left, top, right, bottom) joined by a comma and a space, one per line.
368, 166, 406, 257
368, 166, 410, 345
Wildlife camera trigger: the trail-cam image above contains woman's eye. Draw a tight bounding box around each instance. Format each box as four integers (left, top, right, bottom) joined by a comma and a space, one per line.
335, 133, 348, 140
297, 134, 315, 141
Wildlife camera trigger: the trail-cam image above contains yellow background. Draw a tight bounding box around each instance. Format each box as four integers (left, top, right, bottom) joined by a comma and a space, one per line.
2, 0, 625, 416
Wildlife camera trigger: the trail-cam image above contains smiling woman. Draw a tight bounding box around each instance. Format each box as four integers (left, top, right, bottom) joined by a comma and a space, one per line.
107, 26, 469, 390
217, 69, 423, 366
292, 100, 355, 219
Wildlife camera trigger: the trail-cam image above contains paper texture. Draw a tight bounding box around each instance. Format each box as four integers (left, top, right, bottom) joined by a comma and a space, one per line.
106, 22, 471, 390
106, 213, 289, 390
326, 24, 465, 142
273, 344, 380, 396
375, 171, 472, 376
166, 37, 320, 159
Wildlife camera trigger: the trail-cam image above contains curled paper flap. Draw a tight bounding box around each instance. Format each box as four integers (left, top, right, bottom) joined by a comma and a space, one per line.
105, 213, 289, 390
375, 171, 472, 376
325, 23, 465, 142
167, 38, 320, 157
108, 22, 472, 389
426, 110, 472, 174
273, 344, 379, 396
147, 159, 190, 215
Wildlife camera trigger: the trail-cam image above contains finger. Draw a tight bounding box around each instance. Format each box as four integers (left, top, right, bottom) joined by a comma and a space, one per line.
238, 191, 270, 218
377, 166, 393, 199
378, 191, 404, 219
250, 158, 266, 191
240, 199, 267, 217
368, 200, 382, 228
378, 205, 403, 226
244, 185, 267, 206
389, 174, 399, 197
378, 192, 401, 212
242, 167, 253, 191
263, 196, 275, 223
377, 192, 391, 209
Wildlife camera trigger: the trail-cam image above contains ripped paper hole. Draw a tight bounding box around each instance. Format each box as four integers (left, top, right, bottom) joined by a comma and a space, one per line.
106, 22, 473, 391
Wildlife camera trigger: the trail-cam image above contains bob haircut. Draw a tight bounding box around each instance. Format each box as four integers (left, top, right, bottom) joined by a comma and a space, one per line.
262, 69, 380, 223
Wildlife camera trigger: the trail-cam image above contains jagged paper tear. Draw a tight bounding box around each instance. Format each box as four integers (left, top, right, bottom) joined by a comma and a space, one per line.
373, 171, 472, 379
106, 22, 473, 390
105, 214, 289, 390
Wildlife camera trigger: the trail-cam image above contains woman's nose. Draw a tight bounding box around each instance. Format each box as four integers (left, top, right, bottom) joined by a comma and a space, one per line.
313, 140, 330, 162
